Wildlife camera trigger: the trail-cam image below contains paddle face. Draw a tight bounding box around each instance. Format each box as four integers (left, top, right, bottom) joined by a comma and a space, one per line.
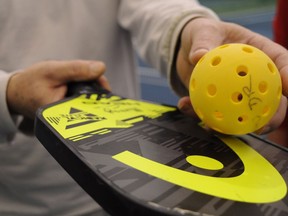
35, 92, 288, 216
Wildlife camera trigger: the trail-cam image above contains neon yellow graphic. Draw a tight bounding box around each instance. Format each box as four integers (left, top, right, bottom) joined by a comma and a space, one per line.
186, 155, 224, 170
43, 94, 175, 139
113, 136, 287, 203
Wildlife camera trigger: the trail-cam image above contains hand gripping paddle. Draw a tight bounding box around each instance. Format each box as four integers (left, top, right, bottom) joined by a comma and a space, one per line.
35, 82, 288, 216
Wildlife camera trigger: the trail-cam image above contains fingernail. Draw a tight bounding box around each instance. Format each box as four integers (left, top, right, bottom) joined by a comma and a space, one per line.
90, 62, 105, 72
190, 49, 209, 64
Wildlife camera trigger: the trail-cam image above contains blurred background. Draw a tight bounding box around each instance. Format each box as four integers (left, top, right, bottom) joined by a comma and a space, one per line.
139, 0, 275, 105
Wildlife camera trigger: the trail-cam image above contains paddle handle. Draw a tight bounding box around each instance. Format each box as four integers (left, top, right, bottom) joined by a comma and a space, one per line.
66, 81, 110, 97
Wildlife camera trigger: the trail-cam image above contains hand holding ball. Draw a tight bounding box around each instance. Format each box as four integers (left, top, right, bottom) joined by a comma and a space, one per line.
189, 44, 282, 135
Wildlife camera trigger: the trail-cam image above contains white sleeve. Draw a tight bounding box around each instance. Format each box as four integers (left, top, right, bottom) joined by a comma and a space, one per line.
0, 70, 18, 139
118, 0, 219, 96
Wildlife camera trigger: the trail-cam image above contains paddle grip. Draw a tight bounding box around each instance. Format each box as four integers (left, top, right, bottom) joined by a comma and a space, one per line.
66, 81, 109, 97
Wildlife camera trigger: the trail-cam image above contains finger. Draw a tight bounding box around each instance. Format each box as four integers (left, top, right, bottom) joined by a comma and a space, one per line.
97, 75, 112, 91
177, 96, 199, 118
257, 95, 287, 135
48, 60, 106, 83
266, 48, 288, 97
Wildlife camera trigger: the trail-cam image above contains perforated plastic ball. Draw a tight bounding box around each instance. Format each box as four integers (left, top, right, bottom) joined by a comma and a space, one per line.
189, 43, 282, 135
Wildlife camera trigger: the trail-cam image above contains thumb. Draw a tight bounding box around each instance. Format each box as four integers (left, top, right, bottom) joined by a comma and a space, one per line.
185, 18, 223, 65
49, 60, 106, 83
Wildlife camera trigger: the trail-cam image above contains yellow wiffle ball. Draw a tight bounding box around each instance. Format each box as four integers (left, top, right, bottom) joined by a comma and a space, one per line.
189, 43, 282, 135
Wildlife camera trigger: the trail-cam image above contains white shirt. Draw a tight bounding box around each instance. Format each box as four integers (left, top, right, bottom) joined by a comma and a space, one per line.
0, 0, 218, 215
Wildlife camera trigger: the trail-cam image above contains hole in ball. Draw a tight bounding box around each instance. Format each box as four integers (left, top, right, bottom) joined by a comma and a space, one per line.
267, 62, 275, 74
190, 78, 196, 91
214, 111, 224, 120
231, 92, 243, 103
219, 44, 229, 49
236, 65, 248, 77
211, 56, 221, 66
237, 115, 248, 123
207, 84, 217, 96
242, 46, 253, 53
258, 81, 268, 94
262, 106, 270, 116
